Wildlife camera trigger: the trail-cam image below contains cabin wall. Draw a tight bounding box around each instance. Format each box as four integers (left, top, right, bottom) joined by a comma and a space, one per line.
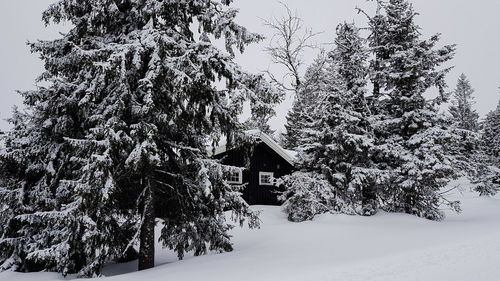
217, 142, 294, 205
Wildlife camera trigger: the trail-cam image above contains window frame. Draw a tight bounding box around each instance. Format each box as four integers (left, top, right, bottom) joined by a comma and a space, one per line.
259, 172, 274, 186
227, 169, 243, 185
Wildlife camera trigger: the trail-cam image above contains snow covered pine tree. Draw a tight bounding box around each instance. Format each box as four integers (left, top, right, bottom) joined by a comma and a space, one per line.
445, 74, 484, 182
449, 74, 479, 132
475, 98, 500, 196
0, 68, 128, 276
0, 0, 281, 277
482, 99, 500, 159
364, 0, 458, 220
280, 23, 384, 220
278, 54, 338, 222
306, 23, 383, 215
284, 52, 329, 150
325, 23, 385, 215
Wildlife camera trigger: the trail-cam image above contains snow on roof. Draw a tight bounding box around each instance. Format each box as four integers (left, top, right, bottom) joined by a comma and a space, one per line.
213, 130, 296, 166
284, 149, 298, 159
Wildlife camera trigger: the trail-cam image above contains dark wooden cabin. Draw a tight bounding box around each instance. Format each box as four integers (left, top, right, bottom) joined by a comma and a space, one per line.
214, 131, 296, 205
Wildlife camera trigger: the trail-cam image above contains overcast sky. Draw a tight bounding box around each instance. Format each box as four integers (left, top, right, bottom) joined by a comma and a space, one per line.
1, 0, 499, 132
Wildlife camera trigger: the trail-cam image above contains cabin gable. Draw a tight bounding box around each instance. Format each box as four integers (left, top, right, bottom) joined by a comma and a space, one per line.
215, 133, 295, 205
244, 142, 294, 205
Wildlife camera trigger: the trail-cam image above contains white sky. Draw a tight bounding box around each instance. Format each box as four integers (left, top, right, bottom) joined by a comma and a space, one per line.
1, 0, 499, 132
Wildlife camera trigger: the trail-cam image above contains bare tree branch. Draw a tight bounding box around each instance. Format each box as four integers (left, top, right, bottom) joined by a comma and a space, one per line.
262, 2, 320, 93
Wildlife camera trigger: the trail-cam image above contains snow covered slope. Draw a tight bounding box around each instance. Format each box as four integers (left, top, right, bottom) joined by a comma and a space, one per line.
1, 180, 499, 281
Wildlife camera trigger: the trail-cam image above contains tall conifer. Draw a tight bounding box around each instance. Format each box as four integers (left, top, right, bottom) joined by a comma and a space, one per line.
366, 0, 457, 220
0, 0, 280, 276
449, 74, 479, 131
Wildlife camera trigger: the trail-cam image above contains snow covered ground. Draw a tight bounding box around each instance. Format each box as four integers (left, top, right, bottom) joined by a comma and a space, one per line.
2, 179, 499, 281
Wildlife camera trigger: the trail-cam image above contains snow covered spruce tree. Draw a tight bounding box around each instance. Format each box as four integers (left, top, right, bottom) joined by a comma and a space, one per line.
475, 99, 500, 196
449, 74, 479, 132
444, 74, 484, 180
364, 0, 458, 220
284, 52, 329, 150
280, 23, 384, 220
329, 23, 386, 215
0, 0, 280, 276
0, 75, 129, 276
482, 99, 500, 158
282, 55, 326, 150
278, 54, 341, 222
300, 23, 383, 215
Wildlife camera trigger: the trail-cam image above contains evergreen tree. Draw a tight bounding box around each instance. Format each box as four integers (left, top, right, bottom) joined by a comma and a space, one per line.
361, 2, 387, 104
242, 74, 285, 136
446, 124, 482, 179
449, 74, 479, 131
475, 98, 500, 196
365, 0, 458, 220
0, 79, 127, 276
471, 154, 500, 197
482, 100, 500, 158
298, 23, 384, 215
283, 53, 329, 150
0, 0, 280, 276
444, 74, 483, 184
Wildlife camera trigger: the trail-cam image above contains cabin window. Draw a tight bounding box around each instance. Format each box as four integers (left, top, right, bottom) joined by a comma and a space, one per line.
259, 172, 274, 186
227, 169, 243, 184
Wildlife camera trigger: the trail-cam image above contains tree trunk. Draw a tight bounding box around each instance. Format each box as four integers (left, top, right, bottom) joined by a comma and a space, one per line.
373, 81, 380, 98
139, 184, 155, 271
362, 184, 377, 216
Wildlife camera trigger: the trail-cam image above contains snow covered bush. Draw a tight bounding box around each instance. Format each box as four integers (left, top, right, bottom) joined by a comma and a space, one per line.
278, 172, 353, 222
474, 179, 499, 197
472, 167, 500, 197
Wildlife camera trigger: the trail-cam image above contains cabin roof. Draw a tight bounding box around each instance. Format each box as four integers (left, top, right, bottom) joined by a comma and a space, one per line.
213, 130, 296, 166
